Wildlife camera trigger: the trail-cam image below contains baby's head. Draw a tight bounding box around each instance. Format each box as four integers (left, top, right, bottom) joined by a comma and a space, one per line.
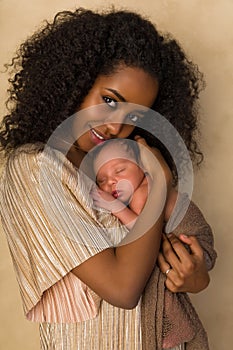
93, 139, 145, 203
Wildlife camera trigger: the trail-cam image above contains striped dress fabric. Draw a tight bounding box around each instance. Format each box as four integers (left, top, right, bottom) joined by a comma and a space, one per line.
0, 144, 143, 349
0, 144, 183, 350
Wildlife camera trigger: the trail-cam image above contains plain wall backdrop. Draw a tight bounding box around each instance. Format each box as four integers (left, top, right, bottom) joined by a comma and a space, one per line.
0, 1, 232, 349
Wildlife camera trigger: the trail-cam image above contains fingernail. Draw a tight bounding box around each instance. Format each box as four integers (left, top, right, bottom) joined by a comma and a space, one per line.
180, 234, 188, 238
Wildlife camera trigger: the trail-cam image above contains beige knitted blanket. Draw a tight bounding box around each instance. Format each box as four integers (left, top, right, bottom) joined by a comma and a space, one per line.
141, 194, 217, 350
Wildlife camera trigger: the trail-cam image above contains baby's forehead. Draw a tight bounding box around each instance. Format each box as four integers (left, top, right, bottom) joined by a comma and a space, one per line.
94, 142, 136, 174
101, 157, 132, 167
96, 158, 135, 179
97, 141, 134, 159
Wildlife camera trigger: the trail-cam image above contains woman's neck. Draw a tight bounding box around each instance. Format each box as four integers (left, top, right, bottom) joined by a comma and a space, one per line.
66, 144, 86, 168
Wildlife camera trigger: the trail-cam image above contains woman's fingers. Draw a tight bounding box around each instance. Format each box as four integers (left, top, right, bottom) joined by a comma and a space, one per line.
161, 234, 184, 268
157, 250, 171, 274
135, 136, 172, 187
167, 234, 204, 271
179, 234, 205, 259
159, 233, 209, 293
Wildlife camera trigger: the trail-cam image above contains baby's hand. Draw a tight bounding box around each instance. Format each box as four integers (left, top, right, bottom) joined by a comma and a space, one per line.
91, 186, 125, 214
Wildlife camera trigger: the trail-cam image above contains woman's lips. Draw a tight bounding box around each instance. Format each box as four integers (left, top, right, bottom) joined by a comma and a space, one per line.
90, 128, 108, 145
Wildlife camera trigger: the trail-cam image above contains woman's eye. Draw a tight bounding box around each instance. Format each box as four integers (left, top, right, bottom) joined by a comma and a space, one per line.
103, 96, 117, 109
127, 113, 139, 124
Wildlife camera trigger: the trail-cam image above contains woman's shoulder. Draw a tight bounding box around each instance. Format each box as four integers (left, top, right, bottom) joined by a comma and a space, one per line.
1, 143, 77, 190
5, 143, 44, 167
5, 143, 70, 171
1, 142, 95, 211
10, 142, 44, 155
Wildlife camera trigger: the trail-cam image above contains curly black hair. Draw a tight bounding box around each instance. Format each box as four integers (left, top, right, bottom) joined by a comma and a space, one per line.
0, 7, 205, 172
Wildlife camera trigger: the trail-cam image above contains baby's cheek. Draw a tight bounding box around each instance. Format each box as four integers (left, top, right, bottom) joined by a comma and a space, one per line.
102, 185, 111, 194
117, 179, 130, 189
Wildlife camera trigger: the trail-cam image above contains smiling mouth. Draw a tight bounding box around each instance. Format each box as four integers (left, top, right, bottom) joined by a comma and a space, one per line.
90, 128, 109, 144
91, 128, 105, 140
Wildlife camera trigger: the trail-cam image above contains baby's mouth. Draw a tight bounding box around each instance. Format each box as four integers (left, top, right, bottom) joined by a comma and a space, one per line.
112, 190, 119, 199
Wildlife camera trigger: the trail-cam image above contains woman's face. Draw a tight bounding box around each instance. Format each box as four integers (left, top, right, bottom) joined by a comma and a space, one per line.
73, 66, 159, 153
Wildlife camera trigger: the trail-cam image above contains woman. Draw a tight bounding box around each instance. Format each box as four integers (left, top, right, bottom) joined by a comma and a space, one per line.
0, 8, 216, 350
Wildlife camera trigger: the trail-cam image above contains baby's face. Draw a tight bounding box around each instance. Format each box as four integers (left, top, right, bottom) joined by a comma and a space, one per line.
96, 157, 145, 204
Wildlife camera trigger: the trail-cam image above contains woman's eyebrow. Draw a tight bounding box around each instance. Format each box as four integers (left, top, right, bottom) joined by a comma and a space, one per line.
105, 88, 127, 102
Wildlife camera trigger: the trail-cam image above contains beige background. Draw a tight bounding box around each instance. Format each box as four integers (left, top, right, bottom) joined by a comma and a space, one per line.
0, 0, 232, 349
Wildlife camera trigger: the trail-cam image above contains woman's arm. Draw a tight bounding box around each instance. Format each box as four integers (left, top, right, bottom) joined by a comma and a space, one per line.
72, 145, 171, 309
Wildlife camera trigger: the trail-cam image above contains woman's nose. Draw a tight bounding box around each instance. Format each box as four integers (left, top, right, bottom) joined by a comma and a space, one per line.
105, 122, 123, 136
104, 112, 125, 136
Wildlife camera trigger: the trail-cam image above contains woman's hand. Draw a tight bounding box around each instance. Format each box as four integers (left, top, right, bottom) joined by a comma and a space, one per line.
134, 136, 172, 188
157, 233, 210, 293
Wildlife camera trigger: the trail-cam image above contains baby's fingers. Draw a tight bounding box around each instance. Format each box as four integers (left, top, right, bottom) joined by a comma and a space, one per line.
90, 187, 102, 199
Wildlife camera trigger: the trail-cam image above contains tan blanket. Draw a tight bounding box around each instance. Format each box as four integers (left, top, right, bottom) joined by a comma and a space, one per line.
141, 194, 217, 350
